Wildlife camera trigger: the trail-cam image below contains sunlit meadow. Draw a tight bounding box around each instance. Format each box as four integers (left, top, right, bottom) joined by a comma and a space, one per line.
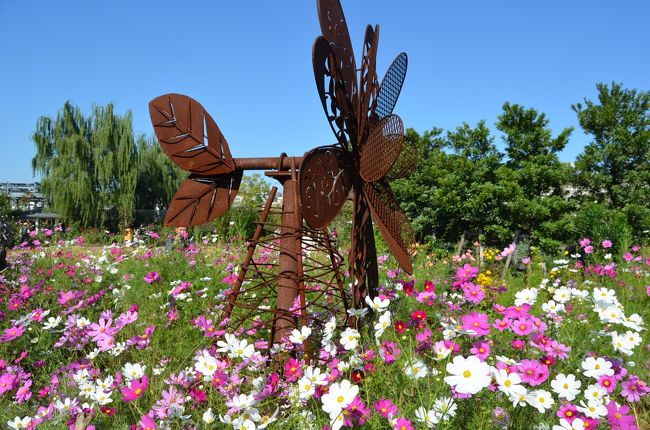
0, 228, 648, 430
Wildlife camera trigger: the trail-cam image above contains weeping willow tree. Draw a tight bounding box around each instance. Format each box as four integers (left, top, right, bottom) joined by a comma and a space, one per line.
32, 101, 181, 229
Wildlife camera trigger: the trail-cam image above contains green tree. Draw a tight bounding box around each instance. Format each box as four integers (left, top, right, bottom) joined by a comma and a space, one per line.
572, 82, 650, 236
496, 103, 574, 249
0, 194, 11, 218
32, 102, 181, 229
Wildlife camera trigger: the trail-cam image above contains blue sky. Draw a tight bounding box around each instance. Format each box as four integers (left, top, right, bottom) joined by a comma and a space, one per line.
1, 0, 648, 182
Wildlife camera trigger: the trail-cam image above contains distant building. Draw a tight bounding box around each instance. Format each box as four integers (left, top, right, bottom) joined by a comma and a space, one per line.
0, 182, 46, 211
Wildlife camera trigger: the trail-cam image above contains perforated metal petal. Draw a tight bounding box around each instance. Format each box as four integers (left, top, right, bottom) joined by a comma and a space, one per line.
359, 115, 404, 182
362, 179, 414, 274
374, 53, 408, 120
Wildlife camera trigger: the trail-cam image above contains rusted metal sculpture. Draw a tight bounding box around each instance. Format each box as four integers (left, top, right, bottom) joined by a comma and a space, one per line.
148, 0, 416, 346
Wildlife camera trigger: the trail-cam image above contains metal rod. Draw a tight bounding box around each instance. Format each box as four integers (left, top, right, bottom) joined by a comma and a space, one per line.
222, 186, 278, 321
234, 157, 304, 171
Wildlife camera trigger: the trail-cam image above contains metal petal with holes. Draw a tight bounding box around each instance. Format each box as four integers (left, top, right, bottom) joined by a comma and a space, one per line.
299, 146, 354, 230
362, 179, 415, 274
373, 52, 408, 120
149, 94, 235, 176
164, 172, 243, 227
359, 114, 404, 182
317, 0, 357, 108
358, 24, 379, 141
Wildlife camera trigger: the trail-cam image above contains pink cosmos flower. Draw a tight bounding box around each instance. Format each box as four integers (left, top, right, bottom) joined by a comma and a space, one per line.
0, 325, 25, 343
470, 341, 491, 361
121, 375, 149, 402
504, 304, 531, 319
584, 245, 594, 254
602, 240, 612, 249
511, 318, 533, 336
517, 359, 549, 386
547, 340, 571, 359
144, 272, 160, 284
461, 312, 490, 337
462, 282, 485, 304
493, 318, 511, 332
139, 414, 156, 430
88, 317, 114, 341
556, 403, 579, 423
598, 375, 617, 393
15, 380, 32, 403
284, 357, 302, 382
393, 417, 414, 430
621, 376, 649, 402
374, 399, 398, 418
580, 238, 591, 247
0, 373, 17, 394
521, 257, 531, 265
606, 400, 637, 429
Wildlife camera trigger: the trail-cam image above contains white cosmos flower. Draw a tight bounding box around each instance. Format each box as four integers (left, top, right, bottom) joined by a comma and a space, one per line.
323, 316, 337, 342
289, 326, 312, 344
374, 311, 391, 339
403, 359, 429, 379
230, 338, 255, 360
43, 316, 62, 330
583, 384, 607, 403
581, 357, 614, 379
7, 417, 31, 429
202, 408, 215, 424
541, 300, 564, 314
365, 295, 390, 313
432, 396, 457, 421
550, 373, 581, 401
495, 369, 523, 396
611, 332, 635, 356
514, 288, 538, 306
553, 418, 585, 430
340, 327, 360, 351
90, 388, 112, 405
122, 362, 146, 381
231, 393, 256, 410
216, 333, 238, 353
577, 399, 607, 418
525, 389, 555, 413
298, 376, 316, 399
443, 355, 491, 394
414, 407, 439, 428
303, 366, 328, 385
321, 379, 358, 415
593, 287, 616, 304
553, 287, 572, 303
601, 306, 625, 324
329, 409, 346, 430
508, 387, 529, 407
195, 350, 219, 377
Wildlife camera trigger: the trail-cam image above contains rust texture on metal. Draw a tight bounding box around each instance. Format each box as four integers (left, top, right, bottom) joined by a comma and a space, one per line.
148, 0, 416, 349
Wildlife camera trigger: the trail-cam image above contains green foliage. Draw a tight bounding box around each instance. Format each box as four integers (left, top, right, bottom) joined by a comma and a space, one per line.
572, 82, 650, 236
32, 102, 183, 230
573, 202, 633, 253
0, 193, 11, 218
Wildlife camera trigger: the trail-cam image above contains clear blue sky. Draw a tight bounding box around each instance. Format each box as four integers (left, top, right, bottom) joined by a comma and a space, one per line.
1, 0, 648, 182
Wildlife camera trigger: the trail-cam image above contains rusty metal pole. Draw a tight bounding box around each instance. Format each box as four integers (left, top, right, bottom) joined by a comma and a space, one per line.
266, 164, 300, 345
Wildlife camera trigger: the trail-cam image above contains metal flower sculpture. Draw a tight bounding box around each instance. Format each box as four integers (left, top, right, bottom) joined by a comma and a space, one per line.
300, 0, 417, 308
148, 0, 416, 345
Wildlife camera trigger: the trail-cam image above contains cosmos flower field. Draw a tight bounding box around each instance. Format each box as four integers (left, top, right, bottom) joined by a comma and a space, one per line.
0, 229, 648, 429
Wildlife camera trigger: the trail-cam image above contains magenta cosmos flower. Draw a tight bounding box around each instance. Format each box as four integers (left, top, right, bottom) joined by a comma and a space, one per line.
374, 399, 398, 418
121, 375, 149, 402
461, 312, 490, 337
602, 240, 612, 249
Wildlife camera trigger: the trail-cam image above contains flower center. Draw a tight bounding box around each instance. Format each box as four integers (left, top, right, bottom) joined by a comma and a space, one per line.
463, 370, 471, 378
337, 395, 345, 403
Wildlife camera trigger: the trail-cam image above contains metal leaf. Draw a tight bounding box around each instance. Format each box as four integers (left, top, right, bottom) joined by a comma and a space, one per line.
374, 53, 408, 120
299, 146, 354, 230
359, 115, 404, 182
362, 179, 414, 274
164, 172, 243, 227
149, 94, 235, 175
317, 0, 358, 109
313, 37, 356, 150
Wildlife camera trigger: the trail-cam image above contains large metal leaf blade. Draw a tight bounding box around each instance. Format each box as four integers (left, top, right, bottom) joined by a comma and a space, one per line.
362, 179, 414, 274
313, 37, 355, 149
359, 115, 404, 182
164, 172, 243, 227
149, 94, 235, 175
299, 146, 354, 230
317, 0, 358, 108
374, 53, 408, 120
